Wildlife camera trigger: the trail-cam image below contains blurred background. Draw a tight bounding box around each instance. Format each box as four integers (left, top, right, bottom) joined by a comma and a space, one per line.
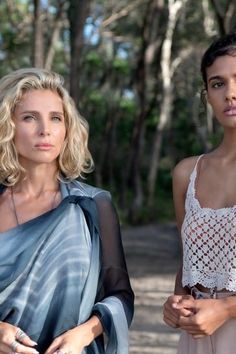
1, 0, 236, 352
2, 0, 236, 224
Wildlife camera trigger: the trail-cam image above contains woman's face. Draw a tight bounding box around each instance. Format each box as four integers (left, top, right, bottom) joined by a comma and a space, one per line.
13, 89, 66, 168
206, 55, 236, 128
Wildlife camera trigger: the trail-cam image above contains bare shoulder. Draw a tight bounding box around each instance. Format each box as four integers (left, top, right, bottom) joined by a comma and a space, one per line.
173, 156, 200, 182
172, 156, 201, 196
171, 156, 201, 231
172, 156, 200, 224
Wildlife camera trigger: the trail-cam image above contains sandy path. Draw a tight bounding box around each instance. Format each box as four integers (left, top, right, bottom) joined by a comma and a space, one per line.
122, 223, 181, 354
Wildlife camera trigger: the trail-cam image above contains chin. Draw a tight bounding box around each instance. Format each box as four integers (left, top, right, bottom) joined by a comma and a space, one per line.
221, 119, 236, 127
19, 156, 59, 166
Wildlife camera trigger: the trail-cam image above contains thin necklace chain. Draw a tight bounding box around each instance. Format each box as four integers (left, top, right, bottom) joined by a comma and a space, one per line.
10, 186, 58, 226
11, 187, 19, 225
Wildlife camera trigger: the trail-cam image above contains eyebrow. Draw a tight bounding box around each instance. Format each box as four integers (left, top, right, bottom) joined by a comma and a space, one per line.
50, 111, 64, 116
208, 75, 223, 82
19, 110, 64, 116
208, 74, 236, 82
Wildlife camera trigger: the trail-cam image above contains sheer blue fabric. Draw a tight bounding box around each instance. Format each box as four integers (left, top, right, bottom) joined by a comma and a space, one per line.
0, 181, 134, 353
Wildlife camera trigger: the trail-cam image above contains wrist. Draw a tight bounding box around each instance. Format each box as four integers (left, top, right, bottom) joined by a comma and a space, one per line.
221, 296, 236, 320
76, 315, 103, 347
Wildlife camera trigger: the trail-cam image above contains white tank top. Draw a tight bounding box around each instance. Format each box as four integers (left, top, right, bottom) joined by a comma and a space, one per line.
182, 155, 236, 291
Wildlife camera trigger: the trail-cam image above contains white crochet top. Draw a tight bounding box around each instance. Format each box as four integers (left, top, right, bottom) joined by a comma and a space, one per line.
182, 155, 236, 291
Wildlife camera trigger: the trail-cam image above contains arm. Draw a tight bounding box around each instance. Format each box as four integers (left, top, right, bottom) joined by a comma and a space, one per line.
45, 192, 134, 354
92, 192, 134, 325
85, 192, 134, 354
173, 158, 196, 295
163, 158, 198, 328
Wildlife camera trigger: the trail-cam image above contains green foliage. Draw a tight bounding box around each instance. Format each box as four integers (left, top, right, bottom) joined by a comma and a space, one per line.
0, 0, 233, 224
112, 58, 130, 76
0, 1, 32, 73
85, 51, 104, 70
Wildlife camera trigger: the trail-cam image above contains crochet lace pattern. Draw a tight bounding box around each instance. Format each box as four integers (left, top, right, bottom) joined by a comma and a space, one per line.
181, 156, 236, 291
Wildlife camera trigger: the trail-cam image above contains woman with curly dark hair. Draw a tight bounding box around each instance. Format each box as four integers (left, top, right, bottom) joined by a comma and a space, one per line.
163, 32, 236, 353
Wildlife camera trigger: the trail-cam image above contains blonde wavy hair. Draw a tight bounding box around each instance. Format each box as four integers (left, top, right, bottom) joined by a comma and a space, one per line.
0, 67, 94, 185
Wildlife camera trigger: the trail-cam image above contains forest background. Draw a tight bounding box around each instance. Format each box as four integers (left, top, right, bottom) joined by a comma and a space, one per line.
0, 0, 235, 224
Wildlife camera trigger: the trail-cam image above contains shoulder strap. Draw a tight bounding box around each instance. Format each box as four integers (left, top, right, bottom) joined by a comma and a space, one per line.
188, 154, 204, 195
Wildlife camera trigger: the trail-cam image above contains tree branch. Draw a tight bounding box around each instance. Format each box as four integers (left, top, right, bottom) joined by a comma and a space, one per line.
209, 0, 226, 35
170, 47, 193, 77
101, 0, 145, 28
44, 0, 66, 70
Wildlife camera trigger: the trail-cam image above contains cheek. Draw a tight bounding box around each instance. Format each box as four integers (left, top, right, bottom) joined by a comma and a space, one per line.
60, 128, 66, 142
206, 93, 217, 109
14, 128, 32, 146
55, 127, 66, 145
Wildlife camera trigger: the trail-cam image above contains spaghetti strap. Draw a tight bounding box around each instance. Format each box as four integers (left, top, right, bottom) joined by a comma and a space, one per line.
187, 154, 204, 196
193, 154, 204, 174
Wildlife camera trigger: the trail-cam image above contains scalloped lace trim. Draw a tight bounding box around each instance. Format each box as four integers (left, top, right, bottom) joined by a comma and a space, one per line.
182, 156, 236, 291
182, 271, 236, 292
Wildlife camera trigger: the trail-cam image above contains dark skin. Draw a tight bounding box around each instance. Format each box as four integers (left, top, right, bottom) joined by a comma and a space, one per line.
163, 55, 236, 339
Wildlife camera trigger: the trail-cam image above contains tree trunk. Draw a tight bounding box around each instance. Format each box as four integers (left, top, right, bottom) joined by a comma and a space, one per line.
209, 0, 235, 35
147, 0, 187, 207
125, 0, 164, 221
44, 1, 66, 70
209, 0, 226, 35
32, 0, 44, 67
97, 94, 121, 189
102, 107, 121, 189
147, 87, 173, 207
68, 0, 91, 106
191, 93, 213, 152
201, 0, 217, 37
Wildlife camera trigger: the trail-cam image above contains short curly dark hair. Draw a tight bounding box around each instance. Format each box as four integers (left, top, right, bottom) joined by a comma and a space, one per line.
201, 32, 236, 88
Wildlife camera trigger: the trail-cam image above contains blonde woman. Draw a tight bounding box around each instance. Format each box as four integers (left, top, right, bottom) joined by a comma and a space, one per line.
0, 68, 134, 354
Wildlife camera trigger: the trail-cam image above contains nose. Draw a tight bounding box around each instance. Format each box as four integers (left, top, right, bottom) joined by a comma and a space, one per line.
225, 81, 236, 101
38, 120, 51, 136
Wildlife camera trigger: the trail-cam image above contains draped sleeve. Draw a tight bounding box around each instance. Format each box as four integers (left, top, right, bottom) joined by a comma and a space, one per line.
92, 192, 134, 353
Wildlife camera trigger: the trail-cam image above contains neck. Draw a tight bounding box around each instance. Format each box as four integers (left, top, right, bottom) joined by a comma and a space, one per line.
14, 164, 59, 196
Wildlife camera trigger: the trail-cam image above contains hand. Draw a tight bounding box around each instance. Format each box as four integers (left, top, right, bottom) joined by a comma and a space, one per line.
163, 294, 195, 328
45, 315, 103, 354
0, 322, 38, 354
45, 326, 89, 354
178, 298, 230, 338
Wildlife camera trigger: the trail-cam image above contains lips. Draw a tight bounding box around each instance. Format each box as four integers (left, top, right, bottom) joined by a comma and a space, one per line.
224, 106, 236, 116
34, 143, 54, 151
35, 143, 53, 147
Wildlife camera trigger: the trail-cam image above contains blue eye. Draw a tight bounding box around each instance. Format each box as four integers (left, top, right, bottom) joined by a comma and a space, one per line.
52, 116, 62, 122
23, 115, 36, 121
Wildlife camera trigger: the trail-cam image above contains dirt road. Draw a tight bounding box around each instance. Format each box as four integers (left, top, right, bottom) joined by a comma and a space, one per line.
122, 223, 181, 354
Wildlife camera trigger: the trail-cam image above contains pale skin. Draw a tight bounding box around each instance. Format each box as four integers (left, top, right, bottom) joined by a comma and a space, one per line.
163, 55, 236, 339
0, 89, 103, 354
